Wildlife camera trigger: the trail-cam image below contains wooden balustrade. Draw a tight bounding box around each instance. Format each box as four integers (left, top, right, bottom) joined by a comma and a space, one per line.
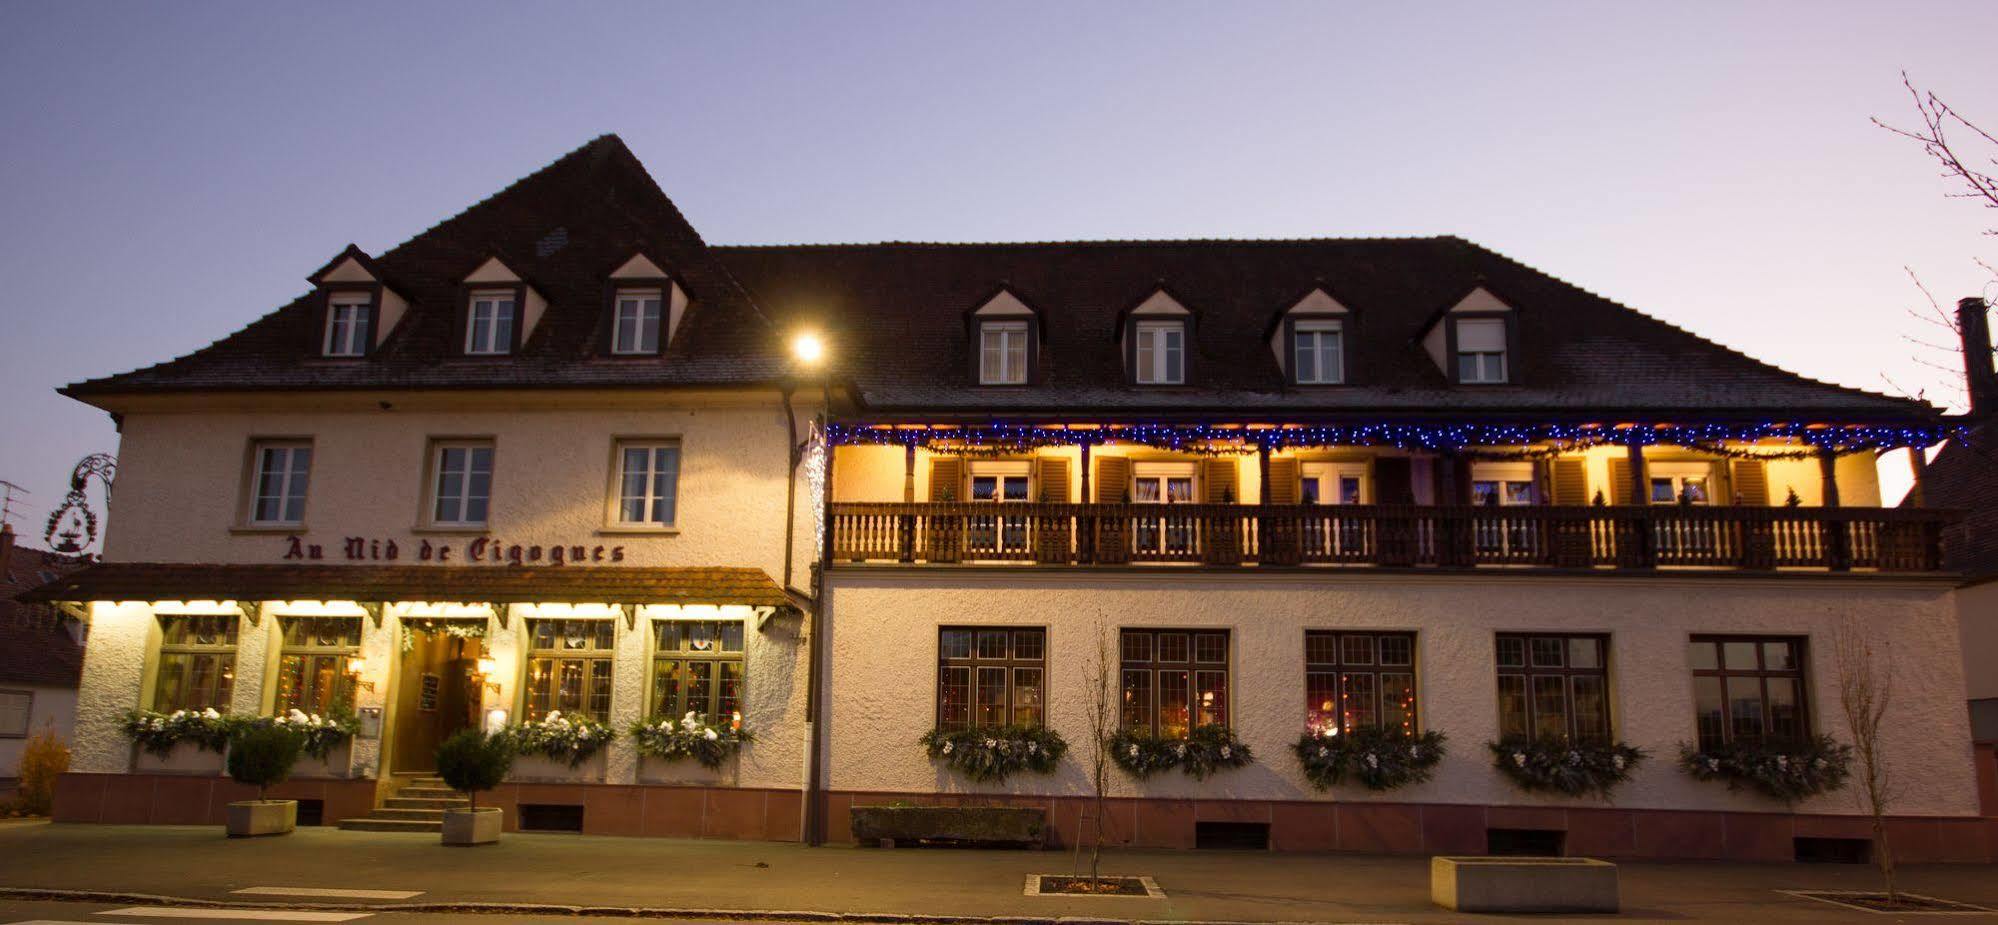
828, 502, 1952, 573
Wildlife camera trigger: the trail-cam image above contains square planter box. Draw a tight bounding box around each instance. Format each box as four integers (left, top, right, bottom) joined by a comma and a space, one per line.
1431, 856, 1618, 914
226, 799, 297, 838
851, 805, 1046, 848
506, 751, 607, 783
442, 807, 503, 846
134, 741, 226, 775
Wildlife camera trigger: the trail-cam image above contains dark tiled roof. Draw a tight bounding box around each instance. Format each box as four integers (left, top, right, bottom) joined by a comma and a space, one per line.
714, 238, 1933, 420
1, 537, 89, 688
63, 136, 788, 396
1920, 422, 1998, 579
20, 563, 792, 608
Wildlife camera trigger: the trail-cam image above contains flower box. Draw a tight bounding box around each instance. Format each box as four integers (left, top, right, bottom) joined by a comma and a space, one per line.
226, 799, 297, 838
443, 807, 503, 846
850, 805, 1046, 848
291, 740, 354, 779
133, 740, 226, 775
507, 750, 607, 783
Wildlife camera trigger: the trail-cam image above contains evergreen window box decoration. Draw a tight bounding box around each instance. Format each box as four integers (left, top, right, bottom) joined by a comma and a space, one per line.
920, 725, 1068, 783
265, 709, 359, 761
1489, 737, 1645, 798
505, 712, 615, 768
1107, 724, 1253, 781
121, 708, 236, 759
1678, 735, 1851, 803
1293, 726, 1446, 791
631, 712, 754, 770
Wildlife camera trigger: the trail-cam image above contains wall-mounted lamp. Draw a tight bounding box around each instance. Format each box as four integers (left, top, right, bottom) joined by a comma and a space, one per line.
345, 655, 376, 693
473, 656, 502, 695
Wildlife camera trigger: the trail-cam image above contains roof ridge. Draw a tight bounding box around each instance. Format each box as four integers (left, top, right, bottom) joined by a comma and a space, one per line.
713, 235, 1451, 251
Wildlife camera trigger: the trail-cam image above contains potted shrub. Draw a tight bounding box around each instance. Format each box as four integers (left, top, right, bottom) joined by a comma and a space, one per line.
224, 721, 303, 837
436, 728, 513, 846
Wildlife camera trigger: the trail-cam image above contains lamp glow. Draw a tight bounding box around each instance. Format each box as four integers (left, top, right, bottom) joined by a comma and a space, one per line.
790, 332, 825, 365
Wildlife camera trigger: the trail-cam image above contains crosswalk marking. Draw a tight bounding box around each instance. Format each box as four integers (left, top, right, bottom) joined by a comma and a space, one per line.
93, 909, 371, 922
230, 889, 421, 901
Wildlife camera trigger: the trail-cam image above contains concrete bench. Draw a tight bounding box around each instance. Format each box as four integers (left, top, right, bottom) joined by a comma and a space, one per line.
1430, 856, 1619, 914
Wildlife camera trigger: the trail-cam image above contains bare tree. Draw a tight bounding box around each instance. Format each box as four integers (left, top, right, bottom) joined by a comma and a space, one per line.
1834, 619, 1898, 905
1071, 622, 1116, 890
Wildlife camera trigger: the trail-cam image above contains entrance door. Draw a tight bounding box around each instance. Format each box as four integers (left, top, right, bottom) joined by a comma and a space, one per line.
967, 466, 1031, 556
1301, 462, 1369, 558
388, 628, 486, 774
1132, 468, 1196, 556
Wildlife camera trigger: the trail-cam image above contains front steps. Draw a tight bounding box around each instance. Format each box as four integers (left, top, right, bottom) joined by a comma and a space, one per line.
337, 774, 468, 833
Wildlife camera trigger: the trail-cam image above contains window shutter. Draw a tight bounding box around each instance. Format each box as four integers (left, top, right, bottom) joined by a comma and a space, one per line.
1608, 458, 1631, 505
1202, 458, 1238, 503
1731, 460, 1769, 506
928, 457, 963, 502
1551, 459, 1588, 506
1457, 318, 1506, 351
1095, 456, 1133, 503
1375, 457, 1413, 505
1035, 456, 1070, 503
1266, 457, 1301, 504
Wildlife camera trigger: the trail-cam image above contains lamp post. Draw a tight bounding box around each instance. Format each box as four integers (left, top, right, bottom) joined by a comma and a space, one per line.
784, 330, 834, 846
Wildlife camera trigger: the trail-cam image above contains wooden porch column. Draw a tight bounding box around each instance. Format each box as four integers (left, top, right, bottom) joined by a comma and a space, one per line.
1624, 438, 1648, 504
1077, 441, 1094, 563
1257, 443, 1272, 505
1819, 447, 1850, 571
1624, 437, 1655, 568
1904, 445, 1928, 507
902, 443, 916, 502
898, 443, 916, 562
1080, 441, 1093, 503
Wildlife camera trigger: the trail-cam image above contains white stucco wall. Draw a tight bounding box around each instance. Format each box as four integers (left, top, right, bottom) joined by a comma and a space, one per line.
822, 571, 1978, 817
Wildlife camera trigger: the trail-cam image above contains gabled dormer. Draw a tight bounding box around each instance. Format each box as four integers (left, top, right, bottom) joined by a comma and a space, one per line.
306, 245, 406, 359
1117, 287, 1195, 386
600, 251, 687, 357
1268, 285, 1354, 386
1420, 284, 1518, 385
964, 286, 1043, 385
453, 255, 546, 357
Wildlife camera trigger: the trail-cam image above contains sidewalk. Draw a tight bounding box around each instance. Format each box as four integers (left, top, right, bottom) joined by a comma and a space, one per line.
1, 822, 1994, 923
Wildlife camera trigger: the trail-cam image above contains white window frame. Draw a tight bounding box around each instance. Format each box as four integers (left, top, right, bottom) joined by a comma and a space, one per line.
613, 439, 681, 527
1292, 320, 1344, 385
323, 295, 372, 357
1301, 461, 1369, 505
1134, 319, 1186, 385
1471, 462, 1536, 506
248, 440, 313, 527
1648, 461, 1713, 505
465, 290, 517, 355
612, 288, 664, 355
429, 441, 495, 527
979, 320, 1030, 385
1455, 318, 1508, 384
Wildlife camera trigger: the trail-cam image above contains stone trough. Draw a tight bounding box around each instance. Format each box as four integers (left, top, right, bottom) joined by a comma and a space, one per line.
1430, 856, 1619, 914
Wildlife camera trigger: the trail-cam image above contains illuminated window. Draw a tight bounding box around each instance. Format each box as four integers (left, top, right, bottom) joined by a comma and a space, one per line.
275, 617, 361, 715
524, 619, 615, 723
936, 627, 1045, 731
1495, 633, 1609, 743
651, 620, 745, 724
1305, 631, 1417, 736
153, 615, 239, 713
1119, 629, 1227, 737
1689, 636, 1808, 751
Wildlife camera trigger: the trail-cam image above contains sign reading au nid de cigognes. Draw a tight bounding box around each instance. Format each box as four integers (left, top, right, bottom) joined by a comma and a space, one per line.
282, 535, 627, 566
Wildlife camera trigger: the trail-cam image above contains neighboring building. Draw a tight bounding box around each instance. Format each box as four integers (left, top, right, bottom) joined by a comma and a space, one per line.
1, 523, 88, 791
26, 135, 1990, 860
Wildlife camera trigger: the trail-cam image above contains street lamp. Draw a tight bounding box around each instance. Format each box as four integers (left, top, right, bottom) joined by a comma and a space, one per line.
791, 331, 825, 366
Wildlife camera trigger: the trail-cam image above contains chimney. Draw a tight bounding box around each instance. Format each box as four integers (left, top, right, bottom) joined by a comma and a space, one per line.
1961, 297, 1997, 417
0, 522, 14, 581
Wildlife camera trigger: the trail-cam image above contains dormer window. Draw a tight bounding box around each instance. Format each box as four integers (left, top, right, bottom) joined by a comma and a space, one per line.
979, 320, 1030, 385
612, 288, 663, 355
1292, 320, 1344, 385
464, 290, 517, 355
1133, 319, 1185, 385
1455, 318, 1508, 384
323, 294, 373, 357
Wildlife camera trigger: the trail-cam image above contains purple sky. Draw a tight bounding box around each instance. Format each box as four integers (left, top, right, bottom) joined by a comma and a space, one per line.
2, 2, 1994, 543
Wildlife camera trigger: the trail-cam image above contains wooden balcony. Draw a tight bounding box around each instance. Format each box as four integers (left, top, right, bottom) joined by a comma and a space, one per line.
828, 502, 1952, 573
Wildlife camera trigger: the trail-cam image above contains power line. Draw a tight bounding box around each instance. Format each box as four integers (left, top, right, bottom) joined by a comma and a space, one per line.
0, 480, 28, 531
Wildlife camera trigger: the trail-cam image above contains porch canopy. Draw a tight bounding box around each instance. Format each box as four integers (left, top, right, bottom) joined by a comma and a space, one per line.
19, 563, 794, 609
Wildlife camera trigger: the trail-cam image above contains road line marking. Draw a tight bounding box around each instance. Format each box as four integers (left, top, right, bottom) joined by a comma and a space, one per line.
94, 909, 371, 922
230, 889, 422, 900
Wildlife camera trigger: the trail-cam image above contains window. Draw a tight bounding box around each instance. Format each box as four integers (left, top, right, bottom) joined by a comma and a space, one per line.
323, 294, 372, 357
1455, 318, 1507, 383
1305, 631, 1417, 736
1301, 462, 1366, 505
248, 441, 312, 526
1292, 320, 1343, 384
966, 461, 1030, 554
1649, 462, 1712, 505
612, 288, 663, 355
1495, 634, 1609, 743
153, 615, 238, 713
275, 617, 360, 716
1301, 462, 1369, 556
1131, 462, 1197, 555
525, 619, 615, 723
429, 441, 494, 527
1689, 636, 1807, 751
614, 440, 680, 526
1120, 629, 1228, 737
937, 627, 1046, 730
650, 620, 744, 724
465, 291, 517, 355
0, 690, 29, 737
1133, 319, 1185, 384
979, 320, 1030, 384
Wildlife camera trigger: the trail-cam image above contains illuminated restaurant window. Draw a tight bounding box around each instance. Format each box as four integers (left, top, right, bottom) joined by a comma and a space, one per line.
153, 615, 239, 713
275, 616, 361, 715
651, 620, 744, 724
936, 627, 1045, 731
1305, 631, 1417, 736
1119, 629, 1228, 737
524, 619, 615, 722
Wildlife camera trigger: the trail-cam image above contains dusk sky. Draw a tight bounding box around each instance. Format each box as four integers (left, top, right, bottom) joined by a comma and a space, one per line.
2, 2, 1994, 546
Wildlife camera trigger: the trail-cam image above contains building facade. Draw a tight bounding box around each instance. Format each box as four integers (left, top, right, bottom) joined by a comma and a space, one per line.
31, 135, 1993, 860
